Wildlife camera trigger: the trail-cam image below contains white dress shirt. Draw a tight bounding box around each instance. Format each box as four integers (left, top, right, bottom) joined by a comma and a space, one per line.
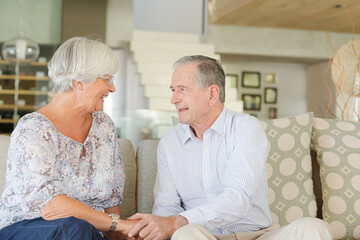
152, 108, 272, 234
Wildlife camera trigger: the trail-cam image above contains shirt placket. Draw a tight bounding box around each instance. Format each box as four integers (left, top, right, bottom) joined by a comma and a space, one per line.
202, 132, 214, 200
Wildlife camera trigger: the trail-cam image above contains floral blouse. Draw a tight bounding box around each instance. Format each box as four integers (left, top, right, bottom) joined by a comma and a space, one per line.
0, 111, 125, 230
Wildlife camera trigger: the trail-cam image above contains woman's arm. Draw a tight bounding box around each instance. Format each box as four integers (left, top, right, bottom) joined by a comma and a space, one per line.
41, 194, 137, 235
103, 206, 138, 240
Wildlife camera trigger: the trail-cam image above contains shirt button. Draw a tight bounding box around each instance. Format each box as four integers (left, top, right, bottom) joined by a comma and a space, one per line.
205, 147, 208, 152
204, 171, 208, 175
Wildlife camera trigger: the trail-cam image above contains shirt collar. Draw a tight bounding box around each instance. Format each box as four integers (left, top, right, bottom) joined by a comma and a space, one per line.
179, 107, 227, 145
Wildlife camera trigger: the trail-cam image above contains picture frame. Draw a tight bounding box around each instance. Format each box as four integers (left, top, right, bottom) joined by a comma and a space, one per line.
268, 107, 277, 119
264, 73, 277, 84
225, 74, 239, 89
241, 72, 261, 88
264, 87, 277, 104
242, 94, 261, 111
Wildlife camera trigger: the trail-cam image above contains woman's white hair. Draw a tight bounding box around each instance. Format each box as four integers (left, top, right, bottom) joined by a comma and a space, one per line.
48, 37, 119, 93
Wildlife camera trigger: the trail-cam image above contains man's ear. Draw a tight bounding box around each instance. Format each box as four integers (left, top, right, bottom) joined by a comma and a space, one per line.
73, 80, 83, 90
209, 85, 220, 105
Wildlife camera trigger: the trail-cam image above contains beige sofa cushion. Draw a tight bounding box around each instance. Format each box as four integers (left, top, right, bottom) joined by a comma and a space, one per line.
118, 138, 137, 219
136, 139, 159, 214
0, 135, 10, 195
312, 118, 360, 240
260, 112, 317, 227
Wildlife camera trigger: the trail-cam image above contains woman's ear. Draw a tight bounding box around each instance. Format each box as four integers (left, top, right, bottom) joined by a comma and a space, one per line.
73, 80, 83, 90
209, 85, 220, 105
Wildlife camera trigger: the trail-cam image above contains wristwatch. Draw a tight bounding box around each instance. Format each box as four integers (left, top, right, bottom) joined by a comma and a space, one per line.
108, 213, 120, 232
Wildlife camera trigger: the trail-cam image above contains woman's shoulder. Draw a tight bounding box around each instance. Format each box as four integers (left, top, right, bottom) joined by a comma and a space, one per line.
11, 112, 56, 141
16, 112, 54, 130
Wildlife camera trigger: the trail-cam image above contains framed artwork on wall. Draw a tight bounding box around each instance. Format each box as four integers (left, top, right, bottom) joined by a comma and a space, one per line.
241, 72, 261, 88
242, 94, 261, 111
264, 73, 278, 84
225, 74, 239, 88
264, 87, 277, 104
268, 107, 277, 119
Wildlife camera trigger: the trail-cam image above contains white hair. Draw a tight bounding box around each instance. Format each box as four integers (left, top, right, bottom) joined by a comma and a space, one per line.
48, 37, 119, 93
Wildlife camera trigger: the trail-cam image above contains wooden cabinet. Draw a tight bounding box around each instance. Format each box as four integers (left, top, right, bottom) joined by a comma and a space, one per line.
0, 60, 51, 134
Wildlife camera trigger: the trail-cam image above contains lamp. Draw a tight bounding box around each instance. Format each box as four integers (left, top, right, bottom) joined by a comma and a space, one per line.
332, 40, 360, 121
1, 36, 40, 65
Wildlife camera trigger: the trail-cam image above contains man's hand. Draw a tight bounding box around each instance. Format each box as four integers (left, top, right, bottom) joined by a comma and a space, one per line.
127, 213, 188, 240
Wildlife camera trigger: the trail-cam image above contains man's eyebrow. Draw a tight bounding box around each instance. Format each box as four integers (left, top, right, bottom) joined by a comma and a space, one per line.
170, 85, 187, 89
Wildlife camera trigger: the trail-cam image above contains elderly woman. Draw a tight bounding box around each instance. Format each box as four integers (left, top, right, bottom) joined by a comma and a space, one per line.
0, 37, 136, 239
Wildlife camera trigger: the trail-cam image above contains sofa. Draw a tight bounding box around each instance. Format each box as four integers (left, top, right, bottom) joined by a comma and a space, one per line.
0, 112, 359, 239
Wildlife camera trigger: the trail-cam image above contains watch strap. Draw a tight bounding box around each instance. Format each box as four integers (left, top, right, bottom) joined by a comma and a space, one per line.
108, 214, 120, 232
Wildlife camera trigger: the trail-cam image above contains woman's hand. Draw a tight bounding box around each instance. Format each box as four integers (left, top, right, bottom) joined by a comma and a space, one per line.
117, 219, 140, 236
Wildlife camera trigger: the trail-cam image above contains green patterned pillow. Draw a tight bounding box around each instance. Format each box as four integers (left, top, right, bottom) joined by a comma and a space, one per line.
260, 112, 317, 227
312, 118, 360, 240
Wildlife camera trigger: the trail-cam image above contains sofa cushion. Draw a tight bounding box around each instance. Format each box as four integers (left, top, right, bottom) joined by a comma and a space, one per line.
0, 135, 10, 195
136, 139, 159, 214
260, 112, 317, 227
312, 118, 360, 240
118, 138, 137, 219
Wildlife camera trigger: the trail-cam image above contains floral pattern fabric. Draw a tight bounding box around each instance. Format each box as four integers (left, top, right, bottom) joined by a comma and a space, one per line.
0, 111, 125, 230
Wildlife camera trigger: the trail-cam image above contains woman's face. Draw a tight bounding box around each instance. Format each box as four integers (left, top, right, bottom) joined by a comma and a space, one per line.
81, 76, 116, 112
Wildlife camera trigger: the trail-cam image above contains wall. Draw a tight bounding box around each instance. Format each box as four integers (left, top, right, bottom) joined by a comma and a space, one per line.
223, 60, 307, 119
208, 25, 360, 59
0, 0, 62, 45
307, 61, 336, 118
106, 0, 134, 47
133, 0, 203, 34
62, 0, 107, 42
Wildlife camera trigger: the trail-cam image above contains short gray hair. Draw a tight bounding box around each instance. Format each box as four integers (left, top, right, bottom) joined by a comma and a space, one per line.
173, 55, 225, 103
48, 37, 119, 93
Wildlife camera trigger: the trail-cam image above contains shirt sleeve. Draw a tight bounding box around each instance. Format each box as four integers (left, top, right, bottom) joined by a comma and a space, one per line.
179, 117, 269, 231
152, 139, 186, 217
7, 117, 61, 214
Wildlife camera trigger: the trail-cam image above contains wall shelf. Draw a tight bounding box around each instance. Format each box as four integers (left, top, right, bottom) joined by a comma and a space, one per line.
0, 119, 17, 124
0, 58, 51, 133
0, 104, 41, 110
0, 90, 49, 96
0, 60, 48, 67
0, 75, 50, 81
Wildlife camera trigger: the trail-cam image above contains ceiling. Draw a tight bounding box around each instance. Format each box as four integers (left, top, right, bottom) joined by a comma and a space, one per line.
208, 0, 360, 33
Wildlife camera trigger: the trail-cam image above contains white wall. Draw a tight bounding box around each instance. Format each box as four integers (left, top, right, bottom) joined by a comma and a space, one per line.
106, 0, 134, 47
208, 25, 360, 59
307, 61, 336, 118
223, 61, 307, 119
133, 0, 203, 34
0, 0, 62, 45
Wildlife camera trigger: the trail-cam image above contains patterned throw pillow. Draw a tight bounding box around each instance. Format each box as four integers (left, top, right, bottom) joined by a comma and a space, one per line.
260, 112, 317, 227
312, 118, 360, 240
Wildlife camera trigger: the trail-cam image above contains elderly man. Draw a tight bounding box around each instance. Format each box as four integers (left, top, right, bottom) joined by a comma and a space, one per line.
128, 55, 332, 240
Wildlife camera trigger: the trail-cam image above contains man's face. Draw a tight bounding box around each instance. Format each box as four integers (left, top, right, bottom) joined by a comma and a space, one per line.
170, 63, 210, 127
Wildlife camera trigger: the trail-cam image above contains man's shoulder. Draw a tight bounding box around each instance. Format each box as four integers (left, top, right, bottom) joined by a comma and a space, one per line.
159, 123, 186, 144
224, 110, 261, 128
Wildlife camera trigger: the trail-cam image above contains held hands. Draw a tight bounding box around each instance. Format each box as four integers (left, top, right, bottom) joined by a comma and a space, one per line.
127, 213, 188, 240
